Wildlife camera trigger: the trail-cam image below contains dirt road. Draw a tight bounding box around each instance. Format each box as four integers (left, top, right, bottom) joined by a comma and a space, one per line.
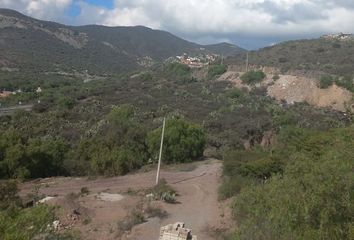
19, 159, 231, 240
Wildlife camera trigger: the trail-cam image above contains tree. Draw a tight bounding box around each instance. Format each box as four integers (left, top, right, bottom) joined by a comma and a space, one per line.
70, 104, 149, 176
147, 118, 206, 163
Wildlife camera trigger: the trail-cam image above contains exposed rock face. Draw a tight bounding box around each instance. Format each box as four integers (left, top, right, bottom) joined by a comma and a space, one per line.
0, 14, 88, 49
0, 14, 27, 29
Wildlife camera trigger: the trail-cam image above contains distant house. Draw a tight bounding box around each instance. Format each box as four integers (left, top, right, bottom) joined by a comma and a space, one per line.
321, 33, 354, 41
0, 91, 12, 98
36, 87, 42, 93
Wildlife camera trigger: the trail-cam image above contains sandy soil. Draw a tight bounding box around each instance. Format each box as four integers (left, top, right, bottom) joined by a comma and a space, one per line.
268, 75, 353, 112
218, 71, 353, 112
19, 159, 231, 240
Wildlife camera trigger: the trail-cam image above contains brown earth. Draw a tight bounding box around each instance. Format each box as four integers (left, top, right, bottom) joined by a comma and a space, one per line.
218, 71, 353, 112
19, 159, 232, 240
268, 75, 353, 112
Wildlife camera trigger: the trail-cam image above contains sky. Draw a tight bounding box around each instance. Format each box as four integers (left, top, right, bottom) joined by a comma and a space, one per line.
1, 0, 354, 49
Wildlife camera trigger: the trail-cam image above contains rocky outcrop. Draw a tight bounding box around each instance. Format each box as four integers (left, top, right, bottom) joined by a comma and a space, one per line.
0, 14, 88, 49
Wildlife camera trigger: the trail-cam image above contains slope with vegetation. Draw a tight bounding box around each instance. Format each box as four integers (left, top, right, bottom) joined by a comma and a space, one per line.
0, 8, 244, 74
227, 37, 354, 95
221, 126, 354, 239
0, 9, 353, 239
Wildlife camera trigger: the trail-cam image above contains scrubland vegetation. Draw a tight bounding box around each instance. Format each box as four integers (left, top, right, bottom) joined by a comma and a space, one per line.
221, 126, 354, 240
0, 62, 353, 239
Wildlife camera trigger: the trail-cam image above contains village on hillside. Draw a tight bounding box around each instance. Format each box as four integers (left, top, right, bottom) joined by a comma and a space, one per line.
172, 53, 220, 68
321, 32, 354, 41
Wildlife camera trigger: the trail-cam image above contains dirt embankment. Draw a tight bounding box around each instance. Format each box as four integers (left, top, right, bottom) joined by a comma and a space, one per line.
218, 71, 353, 112
19, 159, 231, 240
267, 75, 353, 112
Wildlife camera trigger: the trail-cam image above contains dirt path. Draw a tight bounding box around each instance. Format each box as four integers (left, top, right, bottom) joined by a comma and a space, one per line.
19, 159, 231, 240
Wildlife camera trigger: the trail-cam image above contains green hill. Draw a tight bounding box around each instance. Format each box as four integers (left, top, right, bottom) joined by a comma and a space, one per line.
0, 8, 244, 74
228, 36, 354, 76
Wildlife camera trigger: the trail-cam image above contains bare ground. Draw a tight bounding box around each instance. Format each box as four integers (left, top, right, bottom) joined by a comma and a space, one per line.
218, 71, 353, 112
19, 159, 232, 240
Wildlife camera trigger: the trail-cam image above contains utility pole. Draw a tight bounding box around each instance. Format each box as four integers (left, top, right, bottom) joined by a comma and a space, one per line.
246, 52, 249, 72
221, 54, 224, 65
156, 117, 166, 185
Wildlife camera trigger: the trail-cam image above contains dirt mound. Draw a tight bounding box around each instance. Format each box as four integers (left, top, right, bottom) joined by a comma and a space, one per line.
268, 75, 353, 112
217, 71, 250, 90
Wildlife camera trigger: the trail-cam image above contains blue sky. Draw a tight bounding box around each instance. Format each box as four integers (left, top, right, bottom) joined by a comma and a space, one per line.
79, 0, 113, 9
1, 0, 354, 49
68, 1, 114, 17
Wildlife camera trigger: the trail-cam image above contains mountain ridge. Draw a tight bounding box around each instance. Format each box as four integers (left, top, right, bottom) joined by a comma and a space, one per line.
0, 8, 245, 74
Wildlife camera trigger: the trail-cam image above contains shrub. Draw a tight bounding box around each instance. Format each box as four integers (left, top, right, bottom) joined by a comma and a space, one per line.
117, 208, 145, 234
148, 179, 177, 203
272, 74, 280, 81
208, 64, 227, 78
0, 205, 55, 239
229, 127, 354, 239
147, 118, 206, 163
335, 75, 354, 92
241, 70, 266, 84
145, 205, 168, 219
0, 181, 21, 210
319, 75, 334, 88
164, 63, 192, 82
80, 187, 90, 196
58, 96, 75, 110
225, 89, 244, 100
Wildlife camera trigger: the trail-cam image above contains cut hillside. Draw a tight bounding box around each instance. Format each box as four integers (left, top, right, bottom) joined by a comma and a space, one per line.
267, 75, 353, 112
218, 71, 353, 112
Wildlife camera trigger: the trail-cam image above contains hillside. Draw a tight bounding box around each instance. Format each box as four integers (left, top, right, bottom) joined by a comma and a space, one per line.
0, 8, 244, 74
227, 36, 354, 76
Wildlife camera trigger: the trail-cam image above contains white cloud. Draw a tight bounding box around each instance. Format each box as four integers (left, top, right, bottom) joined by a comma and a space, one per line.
2, 0, 354, 48
0, 0, 72, 21
75, 0, 354, 40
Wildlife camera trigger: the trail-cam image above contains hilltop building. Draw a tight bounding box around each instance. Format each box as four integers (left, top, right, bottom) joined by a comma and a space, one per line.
175, 53, 218, 68
321, 33, 354, 41
36, 87, 42, 93
0, 91, 12, 98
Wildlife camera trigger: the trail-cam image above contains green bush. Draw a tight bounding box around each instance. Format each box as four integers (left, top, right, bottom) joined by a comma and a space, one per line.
238, 157, 283, 179
227, 127, 354, 239
208, 64, 227, 78
0, 128, 69, 179
0, 205, 55, 239
164, 63, 193, 82
240, 70, 266, 84
58, 96, 75, 110
335, 75, 354, 92
149, 179, 177, 203
319, 75, 334, 88
69, 104, 149, 176
225, 89, 244, 100
0, 181, 21, 210
147, 118, 206, 163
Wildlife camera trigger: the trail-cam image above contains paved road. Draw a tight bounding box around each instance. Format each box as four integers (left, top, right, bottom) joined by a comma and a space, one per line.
0, 104, 33, 116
